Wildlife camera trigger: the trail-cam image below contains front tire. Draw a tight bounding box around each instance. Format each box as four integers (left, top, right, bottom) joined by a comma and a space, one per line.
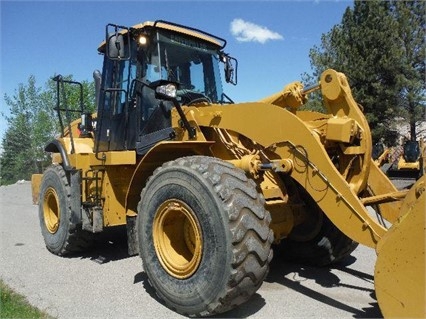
277, 180, 358, 266
137, 156, 273, 317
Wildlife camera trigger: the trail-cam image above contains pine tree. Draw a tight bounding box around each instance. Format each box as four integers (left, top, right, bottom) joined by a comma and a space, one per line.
307, 0, 425, 144
391, 0, 426, 141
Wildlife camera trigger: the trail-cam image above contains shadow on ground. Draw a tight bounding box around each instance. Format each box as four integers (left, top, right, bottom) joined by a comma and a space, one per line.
69, 229, 382, 318
263, 251, 382, 319
77, 226, 131, 263
132, 249, 382, 318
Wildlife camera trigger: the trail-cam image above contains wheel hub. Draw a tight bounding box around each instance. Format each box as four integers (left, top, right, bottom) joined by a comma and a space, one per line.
153, 199, 203, 279
43, 187, 60, 233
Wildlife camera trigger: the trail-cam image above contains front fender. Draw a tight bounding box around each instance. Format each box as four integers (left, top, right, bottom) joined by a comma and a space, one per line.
124, 141, 214, 217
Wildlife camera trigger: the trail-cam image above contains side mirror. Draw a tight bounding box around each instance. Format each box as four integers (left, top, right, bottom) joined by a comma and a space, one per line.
107, 34, 128, 59
106, 24, 130, 60
220, 52, 238, 85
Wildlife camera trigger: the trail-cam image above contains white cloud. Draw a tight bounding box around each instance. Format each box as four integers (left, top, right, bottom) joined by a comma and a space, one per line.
230, 18, 283, 44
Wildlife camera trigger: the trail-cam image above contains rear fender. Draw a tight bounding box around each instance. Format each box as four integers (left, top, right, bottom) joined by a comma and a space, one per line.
31, 140, 72, 205
41, 140, 82, 223
45, 140, 72, 170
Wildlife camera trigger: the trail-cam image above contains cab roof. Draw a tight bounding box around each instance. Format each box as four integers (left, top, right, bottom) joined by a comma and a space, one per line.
98, 20, 226, 53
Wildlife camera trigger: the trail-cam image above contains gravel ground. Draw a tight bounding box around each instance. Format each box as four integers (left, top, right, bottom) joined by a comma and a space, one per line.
0, 178, 416, 318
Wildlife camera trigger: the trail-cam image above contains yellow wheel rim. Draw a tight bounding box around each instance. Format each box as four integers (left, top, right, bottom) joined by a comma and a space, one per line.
43, 187, 60, 234
153, 199, 203, 279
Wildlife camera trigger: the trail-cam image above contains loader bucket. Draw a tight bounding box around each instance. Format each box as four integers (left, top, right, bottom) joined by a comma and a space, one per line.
374, 176, 425, 318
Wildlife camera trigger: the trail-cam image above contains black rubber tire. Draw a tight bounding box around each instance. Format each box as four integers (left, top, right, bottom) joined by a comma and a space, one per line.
137, 156, 273, 317
277, 181, 358, 266
38, 165, 92, 256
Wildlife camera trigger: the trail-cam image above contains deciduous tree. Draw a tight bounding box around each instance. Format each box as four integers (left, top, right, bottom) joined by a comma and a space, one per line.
0, 75, 94, 185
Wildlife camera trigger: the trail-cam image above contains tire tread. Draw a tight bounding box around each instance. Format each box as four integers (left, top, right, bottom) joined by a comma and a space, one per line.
139, 156, 273, 316
40, 165, 92, 256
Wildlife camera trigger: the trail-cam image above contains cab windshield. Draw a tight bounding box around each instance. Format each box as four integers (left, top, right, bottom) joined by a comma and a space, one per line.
142, 30, 224, 104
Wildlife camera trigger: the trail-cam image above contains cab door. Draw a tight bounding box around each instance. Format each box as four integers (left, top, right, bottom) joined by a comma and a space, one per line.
96, 35, 137, 152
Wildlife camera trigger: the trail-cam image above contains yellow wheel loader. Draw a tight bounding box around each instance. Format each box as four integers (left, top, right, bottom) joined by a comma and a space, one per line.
387, 138, 425, 179
31, 20, 425, 318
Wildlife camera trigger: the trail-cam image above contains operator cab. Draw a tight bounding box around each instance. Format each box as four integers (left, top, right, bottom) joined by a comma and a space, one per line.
403, 140, 420, 163
95, 20, 237, 155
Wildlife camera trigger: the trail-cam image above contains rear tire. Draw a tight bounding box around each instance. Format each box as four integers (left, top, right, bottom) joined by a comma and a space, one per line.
38, 165, 92, 255
137, 156, 273, 317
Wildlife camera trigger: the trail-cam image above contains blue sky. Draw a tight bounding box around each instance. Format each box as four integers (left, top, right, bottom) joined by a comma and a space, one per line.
0, 0, 352, 142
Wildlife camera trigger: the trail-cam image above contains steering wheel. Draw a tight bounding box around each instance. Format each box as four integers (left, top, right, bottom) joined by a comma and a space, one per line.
177, 89, 211, 106
187, 97, 211, 106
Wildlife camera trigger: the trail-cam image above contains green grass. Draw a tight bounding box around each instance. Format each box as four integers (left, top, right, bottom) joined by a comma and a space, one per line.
0, 280, 53, 319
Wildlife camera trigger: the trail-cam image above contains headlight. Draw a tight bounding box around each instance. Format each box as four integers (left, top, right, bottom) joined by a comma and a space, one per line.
138, 35, 148, 46
156, 83, 177, 99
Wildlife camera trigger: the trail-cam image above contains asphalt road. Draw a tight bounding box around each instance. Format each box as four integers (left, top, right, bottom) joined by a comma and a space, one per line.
1, 180, 412, 319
